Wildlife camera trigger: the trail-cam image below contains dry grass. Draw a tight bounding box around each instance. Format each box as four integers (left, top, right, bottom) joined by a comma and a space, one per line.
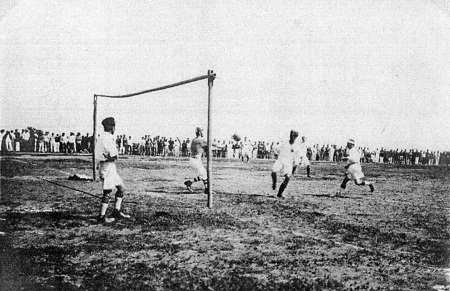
1, 154, 449, 290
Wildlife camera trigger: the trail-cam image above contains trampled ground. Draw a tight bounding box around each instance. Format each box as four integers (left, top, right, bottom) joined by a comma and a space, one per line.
0, 154, 449, 290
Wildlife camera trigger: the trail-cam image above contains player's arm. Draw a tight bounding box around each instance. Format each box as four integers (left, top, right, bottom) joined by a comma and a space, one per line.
104, 140, 119, 162
103, 152, 118, 162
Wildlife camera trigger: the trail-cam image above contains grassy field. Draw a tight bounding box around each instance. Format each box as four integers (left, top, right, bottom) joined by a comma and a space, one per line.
0, 154, 449, 291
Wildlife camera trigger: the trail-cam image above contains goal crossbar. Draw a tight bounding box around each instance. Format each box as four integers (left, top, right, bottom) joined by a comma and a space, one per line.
93, 70, 216, 208
96, 74, 209, 98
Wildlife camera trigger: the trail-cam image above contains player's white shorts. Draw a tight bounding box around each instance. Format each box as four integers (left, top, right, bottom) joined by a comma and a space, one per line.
190, 157, 207, 180
242, 149, 251, 157
346, 163, 364, 180
99, 162, 123, 190
298, 157, 310, 167
272, 160, 293, 177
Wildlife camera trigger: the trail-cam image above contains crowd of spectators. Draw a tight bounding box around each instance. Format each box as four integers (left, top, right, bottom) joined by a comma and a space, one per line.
0, 128, 92, 154
1, 127, 449, 166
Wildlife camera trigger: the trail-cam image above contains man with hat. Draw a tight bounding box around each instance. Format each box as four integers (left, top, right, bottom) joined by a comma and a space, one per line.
184, 127, 224, 193
339, 139, 375, 194
271, 130, 301, 198
95, 117, 131, 223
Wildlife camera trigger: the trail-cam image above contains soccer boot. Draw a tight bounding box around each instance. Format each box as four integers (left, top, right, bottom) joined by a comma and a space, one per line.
369, 184, 375, 193
272, 183, 276, 191
340, 183, 347, 190
184, 180, 194, 193
112, 209, 131, 219
97, 215, 115, 224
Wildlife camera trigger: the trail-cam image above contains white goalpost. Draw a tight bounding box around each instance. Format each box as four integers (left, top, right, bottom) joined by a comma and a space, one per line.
92, 70, 217, 208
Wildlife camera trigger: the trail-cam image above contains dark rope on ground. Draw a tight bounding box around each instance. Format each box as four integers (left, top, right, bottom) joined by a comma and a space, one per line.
40, 178, 138, 205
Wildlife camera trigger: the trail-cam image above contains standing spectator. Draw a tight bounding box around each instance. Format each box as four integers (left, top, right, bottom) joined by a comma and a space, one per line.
4, 130, 13, 152
54, 134, 61, 153
186, 138, 191, 157
181, 140, 188, 157
14, 129, 21, 152
9, 130, 15, 152
127, 136, 133, 154
75, 133, 82, 153
174, 137, 181, 157
50, 133, 56, 152
60, 133, 67, 153
43, 132, 50, 152
37, 130, 45, 153
0, 129, 5, 152
139, 137, 146, 155
168, 138, 175, 156
31, 129, 38, 152
68, 132, 76, 153
22, 129, 30, 151
122, 135, 128, 154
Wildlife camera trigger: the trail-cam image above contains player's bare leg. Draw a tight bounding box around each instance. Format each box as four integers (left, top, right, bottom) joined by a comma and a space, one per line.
355, 179, 375, 193
306, 165, 312, 178
277, 175, 290, 198
98, 189, 115, 223
185, 176, 208, 193
271, 172, 277, 190
203, 179, 209, 194
340, 175, 351, 190
111, 185, 131, 219
184, 179, 194, 192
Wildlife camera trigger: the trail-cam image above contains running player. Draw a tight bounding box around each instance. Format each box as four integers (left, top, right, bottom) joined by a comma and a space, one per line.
293, 136, 312, 178
271, 130, 300, 198
339, 139, 375, 193
184, 127, 224, 194
95, 117, 131, 223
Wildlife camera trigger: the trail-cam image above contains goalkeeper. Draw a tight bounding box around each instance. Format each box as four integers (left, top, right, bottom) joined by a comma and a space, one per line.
184, 127, 225, 194
95, 117, 131, 223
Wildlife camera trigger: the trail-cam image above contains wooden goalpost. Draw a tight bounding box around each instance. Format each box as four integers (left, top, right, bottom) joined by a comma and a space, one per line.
92, 70, 217, 208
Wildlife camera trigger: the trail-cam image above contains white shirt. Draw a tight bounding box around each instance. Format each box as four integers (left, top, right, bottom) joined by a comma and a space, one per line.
278, 141, 300, 165
95, 132, 119, 162
298, 141, 308, 158
345, 147, 360, 164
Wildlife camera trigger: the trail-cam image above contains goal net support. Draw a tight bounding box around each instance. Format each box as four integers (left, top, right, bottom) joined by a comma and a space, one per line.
93, 70, 217, 208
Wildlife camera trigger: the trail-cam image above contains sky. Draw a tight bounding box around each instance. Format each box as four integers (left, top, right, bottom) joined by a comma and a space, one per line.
1, 0, 449, 151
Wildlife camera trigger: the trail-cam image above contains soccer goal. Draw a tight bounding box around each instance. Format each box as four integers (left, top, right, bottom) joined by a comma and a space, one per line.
92, 70, 217, 208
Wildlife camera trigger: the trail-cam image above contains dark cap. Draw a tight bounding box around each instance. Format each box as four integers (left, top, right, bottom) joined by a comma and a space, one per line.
290, 130, 299, 137
102, 117, 115, 127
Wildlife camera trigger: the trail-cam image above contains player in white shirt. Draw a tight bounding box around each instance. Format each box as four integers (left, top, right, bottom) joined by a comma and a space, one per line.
293, 136, 312, 178
271, 130, 301, 198
339, 139, 375, 193
95, 117, 131, 223
184, 127, 225, 194
241, 137, 252, 163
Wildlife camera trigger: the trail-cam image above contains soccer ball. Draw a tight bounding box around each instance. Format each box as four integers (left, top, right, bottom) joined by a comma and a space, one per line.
232, 133, 242, 142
